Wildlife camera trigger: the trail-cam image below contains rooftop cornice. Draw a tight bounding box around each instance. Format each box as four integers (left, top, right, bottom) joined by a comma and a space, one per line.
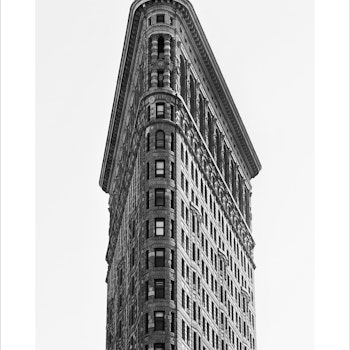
100, 0, 261, 192
174, 0, 262, 178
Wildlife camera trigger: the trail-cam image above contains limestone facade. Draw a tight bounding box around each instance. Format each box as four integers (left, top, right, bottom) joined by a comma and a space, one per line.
100, 1, 261, 350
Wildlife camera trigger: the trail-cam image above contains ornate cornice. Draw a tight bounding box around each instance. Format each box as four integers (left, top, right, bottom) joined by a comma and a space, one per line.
100, 0, 261, 193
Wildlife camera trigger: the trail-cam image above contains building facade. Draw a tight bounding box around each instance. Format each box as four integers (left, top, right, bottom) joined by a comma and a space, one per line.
99, 1, 261, 350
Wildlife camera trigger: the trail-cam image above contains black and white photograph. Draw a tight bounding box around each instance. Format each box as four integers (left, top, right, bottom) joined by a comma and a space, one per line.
1, 1, 348, 350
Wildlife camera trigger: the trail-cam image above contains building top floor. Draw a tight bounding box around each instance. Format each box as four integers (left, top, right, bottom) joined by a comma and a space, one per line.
100, 0, 261, 193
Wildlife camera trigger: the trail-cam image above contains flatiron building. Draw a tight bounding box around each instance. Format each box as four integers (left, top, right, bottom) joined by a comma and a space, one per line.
99, 1, 262, 350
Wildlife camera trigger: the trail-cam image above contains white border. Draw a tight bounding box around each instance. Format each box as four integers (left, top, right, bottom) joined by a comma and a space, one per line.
1, 0, 349, 349
1, 0, 36, 349
315, 0, 349, 349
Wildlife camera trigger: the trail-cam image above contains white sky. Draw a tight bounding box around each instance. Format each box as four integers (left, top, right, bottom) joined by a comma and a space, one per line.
37, 1, 314, 350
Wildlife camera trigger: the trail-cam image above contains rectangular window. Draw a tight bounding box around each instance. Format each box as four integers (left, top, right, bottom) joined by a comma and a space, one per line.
156, 103, 165, 118
170, 162, 175, 180
158, 70, 164, 87
154, 279, 165, 298
155, 218, 165, 236
170, 220, 175, 238
146, 220, 149, 239
145, 313, 149, 333
145, 281, 149, 301
146, 162, 150, 179
146, 191, 149, 209
154, 344, 165, 350
171, 312, 175, 332
155, 188, 165, 206
155, 160, 165, 177
147, 105, 151, 121
171, 280, 175, 300
154, 311, 165, 331
155, 248, 165, 267
146, 250, 149, 269
171, 190, 175, 209
156, 14, 165, 23
170, 105, 175, 121
171, 250, 175, 269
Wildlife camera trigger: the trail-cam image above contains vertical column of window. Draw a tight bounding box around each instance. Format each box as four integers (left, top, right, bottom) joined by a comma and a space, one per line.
148, 38, 152, 88
190, 75, 196, 119
180, 56, 187, 102
150, 36, 158, 88
158, 36, 164, 88
163, 35, 171, 88
199, 94, 206, 137
170, 38, 176, 89
231, 161, 237, 200
245, 188, 251, 227
208, 113, 214, 154
238, 175, 244, 213
216, 129, 222, 170
224, 145, 230, 184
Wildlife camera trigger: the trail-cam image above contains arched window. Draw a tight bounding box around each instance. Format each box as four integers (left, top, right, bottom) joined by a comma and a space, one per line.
190, 75, 196, 118
180, 56, 186, 101
155, 130, 165, 149
199, 94, 205, 135
158, 36, 165, 59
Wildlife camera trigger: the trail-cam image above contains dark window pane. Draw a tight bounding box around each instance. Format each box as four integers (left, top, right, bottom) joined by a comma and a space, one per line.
155, 130, 165, 149
154, 279, 165, 299
155, 188, 165, 206
154, 344, 165, 350
158, 36, 165, 59
154, 311, 165, 331
156, 14, 165, 23
155, 248, 165, 267
158, 70, 164, 87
